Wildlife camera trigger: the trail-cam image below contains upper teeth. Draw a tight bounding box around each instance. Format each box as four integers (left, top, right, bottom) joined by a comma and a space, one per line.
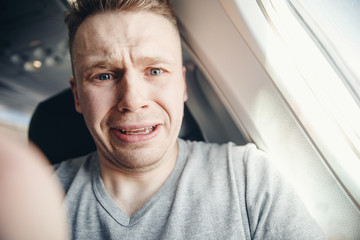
119, 126, 156, 135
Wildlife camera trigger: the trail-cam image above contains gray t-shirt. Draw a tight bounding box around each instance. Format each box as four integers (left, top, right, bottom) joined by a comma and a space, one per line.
55, 139, 326, 239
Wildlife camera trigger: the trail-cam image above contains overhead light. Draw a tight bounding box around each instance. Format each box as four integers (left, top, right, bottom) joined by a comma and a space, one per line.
24, 60, 42, 72
33, 60, 42, 69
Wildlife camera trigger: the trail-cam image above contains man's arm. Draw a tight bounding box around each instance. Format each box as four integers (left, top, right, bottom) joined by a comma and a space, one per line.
0, 128, 69, 240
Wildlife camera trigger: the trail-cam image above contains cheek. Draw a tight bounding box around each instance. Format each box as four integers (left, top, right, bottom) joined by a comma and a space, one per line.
154, 78, 186, 120
78, 87, 117, 127
160, 75, 186, 99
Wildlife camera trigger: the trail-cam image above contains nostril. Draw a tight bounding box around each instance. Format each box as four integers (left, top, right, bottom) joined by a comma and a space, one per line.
116, 77, 148, 112
116, 95, 148, 113
117, 107, 130, 113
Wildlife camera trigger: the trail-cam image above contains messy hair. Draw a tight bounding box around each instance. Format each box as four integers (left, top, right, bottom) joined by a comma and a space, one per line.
65, 0, 178, 54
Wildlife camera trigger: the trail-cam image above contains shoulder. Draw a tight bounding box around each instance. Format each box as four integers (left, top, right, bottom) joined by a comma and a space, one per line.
179, 138, 263, 167
178, 138, 245, 158
53, 151, 98, 192
178, 138, 262, 180
231, 143, 278, 183
178, 139, 229, 168
178, 139, 326, 238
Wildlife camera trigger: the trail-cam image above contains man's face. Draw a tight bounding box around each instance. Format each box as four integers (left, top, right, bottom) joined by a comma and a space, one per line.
70, 11, 187, 172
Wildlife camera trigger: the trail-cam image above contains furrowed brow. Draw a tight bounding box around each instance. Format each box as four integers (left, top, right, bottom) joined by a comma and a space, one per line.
75, 59, 121, 81
80, 61, 113, 72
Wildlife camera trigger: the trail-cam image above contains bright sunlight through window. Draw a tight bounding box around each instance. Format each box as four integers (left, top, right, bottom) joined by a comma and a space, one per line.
256, 0, 360, 204
292, 0, 360, 104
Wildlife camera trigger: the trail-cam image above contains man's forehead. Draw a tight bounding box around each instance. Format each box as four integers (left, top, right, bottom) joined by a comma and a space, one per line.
72, 34, 180, 69
72, 10, 181, 63
74, 10, 179, 46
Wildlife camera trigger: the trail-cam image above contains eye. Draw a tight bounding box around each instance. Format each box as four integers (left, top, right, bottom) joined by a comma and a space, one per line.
97, 73, 112, 81
149, 68, 163, 76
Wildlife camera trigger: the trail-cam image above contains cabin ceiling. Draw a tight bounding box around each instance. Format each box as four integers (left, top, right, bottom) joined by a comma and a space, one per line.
0, 0, 71, 117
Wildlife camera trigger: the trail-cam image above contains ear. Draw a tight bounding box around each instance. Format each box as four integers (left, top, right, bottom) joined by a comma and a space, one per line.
182, 66, 188, 102
69, 77, 83, 114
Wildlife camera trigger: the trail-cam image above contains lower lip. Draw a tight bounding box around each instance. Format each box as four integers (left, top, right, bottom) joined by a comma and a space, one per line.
111, 125, 161, 143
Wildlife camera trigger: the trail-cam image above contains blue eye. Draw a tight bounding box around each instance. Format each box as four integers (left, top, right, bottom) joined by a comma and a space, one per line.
98, 73, 111, 81
149, 68, 163, 76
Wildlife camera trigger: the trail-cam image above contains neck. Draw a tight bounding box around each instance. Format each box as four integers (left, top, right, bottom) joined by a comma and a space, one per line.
99, 144, 178, 217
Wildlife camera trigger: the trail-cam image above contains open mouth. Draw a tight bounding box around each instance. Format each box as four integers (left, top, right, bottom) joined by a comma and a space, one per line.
118, 125, 157, 135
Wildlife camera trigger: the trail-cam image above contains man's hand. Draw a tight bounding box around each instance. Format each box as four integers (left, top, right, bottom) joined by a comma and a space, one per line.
0, 128, 69, 240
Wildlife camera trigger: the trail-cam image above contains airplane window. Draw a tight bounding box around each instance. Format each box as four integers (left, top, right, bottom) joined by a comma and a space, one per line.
252, 0, 360, 157
288, 0, 360, 107
279, 0, 360, 161
253, 0, 360, 209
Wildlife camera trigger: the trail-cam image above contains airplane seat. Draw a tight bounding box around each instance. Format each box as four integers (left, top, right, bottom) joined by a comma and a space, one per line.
28, 88, 204, 165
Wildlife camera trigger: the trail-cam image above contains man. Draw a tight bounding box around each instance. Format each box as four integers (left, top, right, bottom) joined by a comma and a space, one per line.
0, 0, 326, 239
54, 0, 327, 239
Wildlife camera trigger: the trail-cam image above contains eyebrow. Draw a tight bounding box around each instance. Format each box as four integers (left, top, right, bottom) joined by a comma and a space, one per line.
81, 61, 113, 71
77, 55, 175, 75
135, 56, 175, 66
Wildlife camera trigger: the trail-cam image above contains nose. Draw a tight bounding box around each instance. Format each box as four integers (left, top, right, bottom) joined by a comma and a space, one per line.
116, 72, 148, 113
